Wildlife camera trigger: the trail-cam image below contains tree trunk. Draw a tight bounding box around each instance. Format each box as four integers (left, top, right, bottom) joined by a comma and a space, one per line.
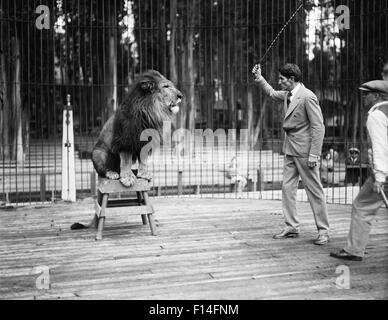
58, 29, 68, 85
177, 18, 186, 129
252, 63, 276, 147
159, 1, 166, 75
0, 4, 10, 158
227, 22, 236, 129
185, 12, 196, 132
169, 0, 178, 85
11, 37, 23, 164
107, 34, 118, 115
102, 4, 117, 123
247, 87, 253, 143
0, 48, 10, 158
169, 0, 178, 129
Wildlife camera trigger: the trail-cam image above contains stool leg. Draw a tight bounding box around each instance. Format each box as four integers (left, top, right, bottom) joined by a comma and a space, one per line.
96, 193, 109, 241
137, 191, 148, 225
142, 191, 156, 235
147, 214, 157, 236
90, 190, 103, 229
97, 189, 103, 205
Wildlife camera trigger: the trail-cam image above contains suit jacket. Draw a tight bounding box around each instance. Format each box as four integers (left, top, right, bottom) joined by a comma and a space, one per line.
256, 77, 325, 157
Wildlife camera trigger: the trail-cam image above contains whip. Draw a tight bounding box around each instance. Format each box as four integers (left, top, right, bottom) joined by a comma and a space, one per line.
258, 0, 306, 64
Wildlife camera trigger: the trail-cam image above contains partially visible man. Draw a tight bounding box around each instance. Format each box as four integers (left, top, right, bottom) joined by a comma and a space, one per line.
382, 62, 388, 81
331, 80, 388, 261
252, 63, 329, 245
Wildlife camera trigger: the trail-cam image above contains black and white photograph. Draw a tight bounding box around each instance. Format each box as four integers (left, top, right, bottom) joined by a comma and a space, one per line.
0, 0, 387, 305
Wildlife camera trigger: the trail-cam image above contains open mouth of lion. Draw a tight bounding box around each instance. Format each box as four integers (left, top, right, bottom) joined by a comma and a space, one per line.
169, 99, 182, 114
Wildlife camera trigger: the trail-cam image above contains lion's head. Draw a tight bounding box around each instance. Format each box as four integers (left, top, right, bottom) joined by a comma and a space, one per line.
110, 70, 183, 156
122, 70, 183, 124
140, 70, 183, 115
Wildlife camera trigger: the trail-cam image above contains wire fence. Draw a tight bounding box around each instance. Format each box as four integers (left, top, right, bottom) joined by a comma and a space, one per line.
0, 139, 376, 206
1, 0, 387, 206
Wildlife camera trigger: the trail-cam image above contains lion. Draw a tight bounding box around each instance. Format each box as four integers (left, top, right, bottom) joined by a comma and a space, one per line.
92, 69, 183, 187
71, 70, 182, 231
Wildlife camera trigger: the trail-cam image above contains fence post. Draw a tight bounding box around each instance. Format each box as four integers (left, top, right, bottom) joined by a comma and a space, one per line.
257, 170, 264, 191
178, 170, 183, 195
61, 95, 76, 202
90, 172, 96, 196
251, 172, 257, 192
40, 174, 46, 202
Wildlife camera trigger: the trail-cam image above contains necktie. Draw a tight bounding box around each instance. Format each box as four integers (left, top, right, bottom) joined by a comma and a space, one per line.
287, 91, 292, 107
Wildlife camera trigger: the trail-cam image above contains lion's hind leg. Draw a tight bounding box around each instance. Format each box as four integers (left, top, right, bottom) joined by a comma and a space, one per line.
92, 148, 120, 179
105, 152, 120, 179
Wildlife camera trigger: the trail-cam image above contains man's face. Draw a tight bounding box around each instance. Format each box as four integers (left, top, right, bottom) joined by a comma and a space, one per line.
278, 73, 295, 91
362, 92, 377, 108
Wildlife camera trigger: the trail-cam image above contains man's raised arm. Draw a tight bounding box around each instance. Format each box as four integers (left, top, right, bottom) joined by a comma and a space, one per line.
252, 64, 286, 102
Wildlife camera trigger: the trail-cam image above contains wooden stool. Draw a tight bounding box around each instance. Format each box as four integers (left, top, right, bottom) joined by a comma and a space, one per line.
94, 177, 156, 241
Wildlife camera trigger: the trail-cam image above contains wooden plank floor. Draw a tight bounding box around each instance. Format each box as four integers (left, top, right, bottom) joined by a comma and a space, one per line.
0, 197, 387, 300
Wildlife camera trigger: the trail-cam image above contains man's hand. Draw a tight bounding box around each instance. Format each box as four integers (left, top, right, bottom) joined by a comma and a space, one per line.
373, 181, 383, 193
252, 64, 262, 81
308, 154, 320, 169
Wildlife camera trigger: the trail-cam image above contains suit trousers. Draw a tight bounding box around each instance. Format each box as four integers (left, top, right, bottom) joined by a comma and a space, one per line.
282, 155, 329, 234
344, 176, 384, 257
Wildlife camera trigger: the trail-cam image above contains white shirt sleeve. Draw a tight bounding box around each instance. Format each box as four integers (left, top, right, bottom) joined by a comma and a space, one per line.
366, 110, 388, 182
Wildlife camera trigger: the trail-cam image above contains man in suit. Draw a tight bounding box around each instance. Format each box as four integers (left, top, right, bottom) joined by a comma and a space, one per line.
252, 63, 329, 245
330, 80, 388, 261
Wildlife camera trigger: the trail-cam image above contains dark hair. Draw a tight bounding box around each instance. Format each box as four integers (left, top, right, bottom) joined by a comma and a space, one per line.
279, 63, 302, 82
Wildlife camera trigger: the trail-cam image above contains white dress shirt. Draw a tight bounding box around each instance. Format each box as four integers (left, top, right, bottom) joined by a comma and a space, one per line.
289, 83, 302, 102
366, 101, 388, 183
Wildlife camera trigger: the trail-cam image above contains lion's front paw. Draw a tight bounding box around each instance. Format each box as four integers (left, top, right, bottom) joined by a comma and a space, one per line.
106, 171, 120, 180
120, 172, 137, 187
137, 170, 153, 182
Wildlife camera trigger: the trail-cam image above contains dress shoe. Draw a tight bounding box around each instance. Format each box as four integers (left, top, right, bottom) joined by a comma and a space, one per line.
273, 229, 299, 239
330, 249, 363, 261
314, 234, 329, 245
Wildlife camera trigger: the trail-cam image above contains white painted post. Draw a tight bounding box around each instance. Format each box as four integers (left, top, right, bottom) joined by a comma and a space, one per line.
61, 94, 76, 202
